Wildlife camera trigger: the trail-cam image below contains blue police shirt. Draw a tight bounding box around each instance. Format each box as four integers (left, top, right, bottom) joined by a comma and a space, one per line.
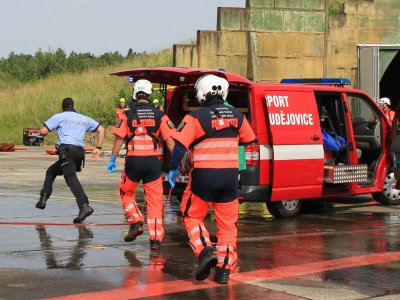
44, 111, 99, 148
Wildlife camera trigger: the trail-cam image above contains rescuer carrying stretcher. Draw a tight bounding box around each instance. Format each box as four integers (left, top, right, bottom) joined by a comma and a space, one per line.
168, 74, 255, 284
107, 79, 175, 251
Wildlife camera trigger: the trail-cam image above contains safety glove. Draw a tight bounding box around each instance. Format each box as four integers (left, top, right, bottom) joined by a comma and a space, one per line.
107, 155, 117, 173
168, 169, 181, 188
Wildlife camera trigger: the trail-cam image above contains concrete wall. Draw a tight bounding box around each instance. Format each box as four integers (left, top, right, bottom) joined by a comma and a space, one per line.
173, 0, 400, 88
326, 0, 400, 87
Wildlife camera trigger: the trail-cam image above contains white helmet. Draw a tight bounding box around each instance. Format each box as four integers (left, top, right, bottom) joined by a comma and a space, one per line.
194, 74, 227, 104
379, 97, 391, 105
133, 79, 152, 100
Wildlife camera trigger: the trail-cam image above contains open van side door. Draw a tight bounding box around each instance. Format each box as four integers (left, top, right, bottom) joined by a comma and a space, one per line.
264, 88, 324, 201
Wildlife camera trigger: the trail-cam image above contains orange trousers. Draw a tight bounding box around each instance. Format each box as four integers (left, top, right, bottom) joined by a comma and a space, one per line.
180, 175, 239, 271
119, 172, 164, 241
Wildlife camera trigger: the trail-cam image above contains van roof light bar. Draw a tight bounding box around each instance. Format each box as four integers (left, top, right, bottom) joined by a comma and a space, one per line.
280, 78, 351, 87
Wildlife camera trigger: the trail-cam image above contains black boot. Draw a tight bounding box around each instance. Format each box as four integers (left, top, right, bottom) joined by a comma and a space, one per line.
73, 203, 94, 223
214, 266, 230, 284
36, 191, 49, 209
124, 222, 144, 242
150, 239, 161, 251
195, 246, 218, 281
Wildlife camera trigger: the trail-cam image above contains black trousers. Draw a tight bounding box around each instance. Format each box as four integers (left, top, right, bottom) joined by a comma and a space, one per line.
41, 145, 88, 207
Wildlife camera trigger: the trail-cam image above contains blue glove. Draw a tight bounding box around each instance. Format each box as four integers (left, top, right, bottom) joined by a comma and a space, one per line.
168, 169, 181, 188
107, 155, 117, 173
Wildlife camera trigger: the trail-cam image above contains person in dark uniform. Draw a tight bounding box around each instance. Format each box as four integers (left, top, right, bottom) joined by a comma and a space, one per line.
168, 75, 255, 284
36, 97, 105, 223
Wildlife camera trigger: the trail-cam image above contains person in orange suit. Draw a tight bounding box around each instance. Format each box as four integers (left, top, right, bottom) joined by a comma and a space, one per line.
107, 79, 175, 251
115, 97, 128, 124
168, 74, 255, 284
378, 97, 395, 122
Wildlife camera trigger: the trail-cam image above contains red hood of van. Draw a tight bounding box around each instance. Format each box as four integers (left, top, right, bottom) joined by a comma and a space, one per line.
110, 67, 253, 86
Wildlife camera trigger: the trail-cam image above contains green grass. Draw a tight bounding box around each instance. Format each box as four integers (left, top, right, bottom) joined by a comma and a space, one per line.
0, 71, 21, 90
0, 48, 173, 146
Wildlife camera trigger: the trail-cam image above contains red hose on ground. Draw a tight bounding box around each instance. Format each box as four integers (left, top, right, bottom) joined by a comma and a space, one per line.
0, 221, 133, 226
162, 187, 173, 212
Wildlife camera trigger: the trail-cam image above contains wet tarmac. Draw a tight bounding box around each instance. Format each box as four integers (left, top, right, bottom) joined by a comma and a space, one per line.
2, 148, 400, 299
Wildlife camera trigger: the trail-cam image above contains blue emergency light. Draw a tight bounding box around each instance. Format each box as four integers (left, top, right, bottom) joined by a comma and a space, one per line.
280, 78, 351, 86
128, 75, 134, 83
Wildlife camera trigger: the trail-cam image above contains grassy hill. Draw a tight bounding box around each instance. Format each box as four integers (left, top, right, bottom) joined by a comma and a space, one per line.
0, 48, 172, 146
0, 71, 22, 90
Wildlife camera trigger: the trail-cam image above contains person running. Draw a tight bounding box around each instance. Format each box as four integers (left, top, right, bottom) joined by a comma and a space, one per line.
36, 97, 105, 223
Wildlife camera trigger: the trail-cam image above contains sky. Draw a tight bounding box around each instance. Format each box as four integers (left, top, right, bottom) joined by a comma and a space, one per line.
0, 0, 245, 59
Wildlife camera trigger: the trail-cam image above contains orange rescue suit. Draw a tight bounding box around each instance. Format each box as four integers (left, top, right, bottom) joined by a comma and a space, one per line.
384, 108, 395, 122
115, 107, 126, 124
112, 102, 176, 242
173, 99, 255, 271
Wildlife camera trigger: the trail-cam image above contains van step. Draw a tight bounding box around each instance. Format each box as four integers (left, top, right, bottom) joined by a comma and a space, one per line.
323, 164, 368, 184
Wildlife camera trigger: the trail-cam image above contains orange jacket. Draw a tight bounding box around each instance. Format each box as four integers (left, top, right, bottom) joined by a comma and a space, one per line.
173, 100, 255, 169
113, 103, 175, 156
115, 107, 125, 124
384, 108, 395, 122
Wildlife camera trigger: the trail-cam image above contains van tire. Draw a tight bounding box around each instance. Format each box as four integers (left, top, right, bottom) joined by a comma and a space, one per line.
372, 172, 400, 205
266, 200, 301, 218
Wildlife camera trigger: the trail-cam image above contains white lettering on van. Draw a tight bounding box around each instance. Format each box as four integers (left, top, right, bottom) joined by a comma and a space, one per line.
269, 113, 314, 126
265, 95, 289, 107
265, 94, 314, 126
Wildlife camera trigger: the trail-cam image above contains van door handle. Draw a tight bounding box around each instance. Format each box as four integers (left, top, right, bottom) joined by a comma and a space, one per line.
311, 135, 320, 141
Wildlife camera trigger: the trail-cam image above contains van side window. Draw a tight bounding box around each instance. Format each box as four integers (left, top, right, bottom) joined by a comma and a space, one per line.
347, 95, 379, 123
347, 94, 383, 180
347, 94, 381, 150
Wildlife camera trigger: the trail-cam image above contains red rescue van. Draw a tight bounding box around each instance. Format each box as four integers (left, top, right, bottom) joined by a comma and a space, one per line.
111, 67, 399, 218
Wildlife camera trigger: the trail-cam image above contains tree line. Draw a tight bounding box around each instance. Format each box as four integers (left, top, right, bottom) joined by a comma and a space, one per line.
0, 48, 143, 82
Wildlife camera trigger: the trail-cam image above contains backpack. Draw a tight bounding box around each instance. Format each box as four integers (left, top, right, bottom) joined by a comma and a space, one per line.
322, 129, 347, 153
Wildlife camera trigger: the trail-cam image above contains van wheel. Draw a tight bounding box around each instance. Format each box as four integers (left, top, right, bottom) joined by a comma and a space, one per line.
266, 200, 301, 218
372, 172, 400, 205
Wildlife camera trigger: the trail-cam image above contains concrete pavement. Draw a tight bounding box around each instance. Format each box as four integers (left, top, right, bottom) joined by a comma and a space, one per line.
2, 148, 400, 299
